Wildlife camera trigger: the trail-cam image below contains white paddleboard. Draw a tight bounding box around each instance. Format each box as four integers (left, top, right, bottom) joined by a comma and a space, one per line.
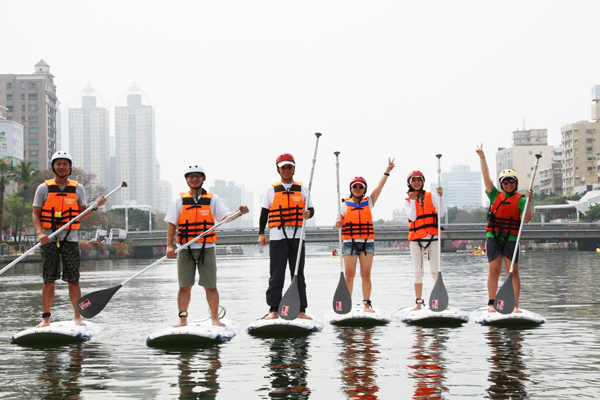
146, 318, 238, 347
246, 315, 324, 336
10, 320, 102, 346
394, 306, 469, 326
470, 306, 546, 327
324, 305, 391, 326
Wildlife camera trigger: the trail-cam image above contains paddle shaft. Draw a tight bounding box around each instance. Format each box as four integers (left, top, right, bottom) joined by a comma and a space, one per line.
0, 182, 127, 276
437, 154, 442, 270
334, 151, 343, 272
120, 209, 243, 286
507, 154, 542, 274
291, 132, 322, 278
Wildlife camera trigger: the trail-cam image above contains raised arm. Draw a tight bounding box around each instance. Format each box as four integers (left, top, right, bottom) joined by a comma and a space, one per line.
476, 144, 494, 193
370, 158, 395, 206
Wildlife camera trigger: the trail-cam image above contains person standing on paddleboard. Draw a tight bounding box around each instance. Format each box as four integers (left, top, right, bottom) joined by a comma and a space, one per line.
404, 170, 445, 311
476, 144, 532, 313
32, 151, 107, 328
258, 153, 314, 320
165, 164, 248, 327
334, 158, 395, 312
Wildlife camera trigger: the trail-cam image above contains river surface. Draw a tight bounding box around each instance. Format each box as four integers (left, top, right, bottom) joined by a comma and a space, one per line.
1, 248, 599, 399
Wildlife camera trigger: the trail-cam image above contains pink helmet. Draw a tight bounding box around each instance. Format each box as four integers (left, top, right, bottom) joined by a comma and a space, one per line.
407, 171, 425, 187
276, 153, 295, 168
349, 176, 367, 192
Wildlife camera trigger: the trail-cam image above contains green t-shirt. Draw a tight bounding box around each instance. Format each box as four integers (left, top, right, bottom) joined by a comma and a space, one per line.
486, 187, 527, 241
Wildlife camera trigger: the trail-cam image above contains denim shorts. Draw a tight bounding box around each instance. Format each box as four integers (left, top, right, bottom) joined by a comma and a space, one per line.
342, 241, 375, 256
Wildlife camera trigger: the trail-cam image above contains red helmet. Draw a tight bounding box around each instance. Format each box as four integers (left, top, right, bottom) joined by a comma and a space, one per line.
349, 176, 367, 192
276, 153, 295, 168
407, 171, 425, 186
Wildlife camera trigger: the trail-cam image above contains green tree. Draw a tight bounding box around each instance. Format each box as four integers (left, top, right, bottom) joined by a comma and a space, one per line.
583, 203, 600, 222
0, 161, 16, 238
14, 162, 40, 245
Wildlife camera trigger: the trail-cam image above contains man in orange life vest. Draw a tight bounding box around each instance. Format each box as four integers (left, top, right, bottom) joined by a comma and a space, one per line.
258, 153, 314, 320
477, 144, 532, 313
165, 164, 248, 327
32, 151, 107, 328
404, 170, 445, 311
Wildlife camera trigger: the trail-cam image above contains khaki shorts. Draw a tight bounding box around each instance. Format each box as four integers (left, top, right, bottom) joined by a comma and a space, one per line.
177, 247, 217, 288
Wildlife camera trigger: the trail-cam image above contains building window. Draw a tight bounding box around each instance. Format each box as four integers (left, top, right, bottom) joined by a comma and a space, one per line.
6, 94, 12, 101
29, 82, 37, 89
6, 82, 12, 89
29, 150, 38, 157
28, 139, 38, 146
21, 93, 25, 101
29, 128, 38, 135
28, 93, 38, 100
21, 82, 26, 89
29, 116, 38, 123
6, 105, 12, 112
21, 105, 25, 112
28, 105, 38, 112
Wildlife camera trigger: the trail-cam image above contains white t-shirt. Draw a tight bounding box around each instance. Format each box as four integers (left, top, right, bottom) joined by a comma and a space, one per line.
32, 181, 87, 242
261, 182, 313, 241
164, 192, 231, 249
403, 191, 446, 240
339, 197, 375, 243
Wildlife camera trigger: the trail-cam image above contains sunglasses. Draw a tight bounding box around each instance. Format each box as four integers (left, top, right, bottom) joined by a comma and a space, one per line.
279, 165, 294, 170
352, 184, 365, 189
501, 178, 516, 184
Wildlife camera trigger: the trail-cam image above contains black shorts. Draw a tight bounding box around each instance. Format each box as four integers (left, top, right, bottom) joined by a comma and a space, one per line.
486, 238, 519, 263
41, 241, 81, 284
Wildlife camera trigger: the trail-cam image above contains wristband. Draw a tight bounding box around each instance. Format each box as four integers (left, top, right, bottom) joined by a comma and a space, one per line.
384, 172, 390, 176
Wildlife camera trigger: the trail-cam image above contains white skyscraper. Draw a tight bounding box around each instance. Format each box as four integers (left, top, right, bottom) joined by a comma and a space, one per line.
114, 83, 158, 209
69, 85, 110, 189
436, 165, 482, 209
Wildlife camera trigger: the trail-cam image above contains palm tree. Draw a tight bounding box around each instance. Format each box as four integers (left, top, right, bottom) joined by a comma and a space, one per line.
0, 161, 16, 240
14, 162, 40, 245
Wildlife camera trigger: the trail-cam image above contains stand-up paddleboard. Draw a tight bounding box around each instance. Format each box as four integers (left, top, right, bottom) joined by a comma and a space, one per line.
324, 305, 391, 327
147, 318, 238, 348
470, 306, 546, 327
10, 321, 102, 346
247, 315, 324, 337
395, 306, 468, 327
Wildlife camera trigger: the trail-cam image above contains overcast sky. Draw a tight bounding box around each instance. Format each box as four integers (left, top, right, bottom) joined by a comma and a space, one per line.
4, 1, 600, 224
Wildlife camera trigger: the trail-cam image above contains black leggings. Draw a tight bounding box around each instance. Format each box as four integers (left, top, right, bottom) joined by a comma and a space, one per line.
266, 239, 307, 312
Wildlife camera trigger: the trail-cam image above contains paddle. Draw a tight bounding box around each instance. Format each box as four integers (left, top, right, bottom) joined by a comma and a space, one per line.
429, 154, 449, 312
278, 132, 322, 320
77, 208, 243, 318
332, 151, 352, 314
494, 154, 542, 314
0, 182, 127, 276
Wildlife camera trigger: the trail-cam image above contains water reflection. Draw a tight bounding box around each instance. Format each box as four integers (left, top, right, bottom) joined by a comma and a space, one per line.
176, 346, 222, 399
337, 327, 380, 399
258, 337, 311, 399
37, 345, 83, 398
486, 328, 528, 399
408, 327, 448, 399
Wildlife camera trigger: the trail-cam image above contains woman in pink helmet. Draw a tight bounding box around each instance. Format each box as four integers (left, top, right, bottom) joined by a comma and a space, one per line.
335, 158, 395, 312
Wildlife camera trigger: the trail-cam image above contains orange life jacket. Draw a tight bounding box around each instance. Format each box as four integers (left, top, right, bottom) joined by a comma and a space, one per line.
407, 191, 439, 241
40, 179, 80, 231
486, 191, 524, 239
177, 191, 218, 244
268, 182, 305, 228
341, 197, 375, 240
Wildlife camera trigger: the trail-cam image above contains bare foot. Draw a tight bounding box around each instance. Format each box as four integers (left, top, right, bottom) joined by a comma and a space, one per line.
364, 306, 375, 313
173, 318, 188, 328
212, 319, 226, 327
488, 305, 496, 313
513, 307, 522, 313
297, 312, 312, 320
411, 304, 422, 311
74, 317, 86, 327
36, 319, 51, 328
265, 311, 279, 320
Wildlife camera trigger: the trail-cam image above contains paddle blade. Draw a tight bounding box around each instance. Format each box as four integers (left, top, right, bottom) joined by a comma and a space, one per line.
332, 272, 352, 314
429, 271, 449, 312
495, 272, 515, 314
77, 284, 123, 319
278, 276, 301, 321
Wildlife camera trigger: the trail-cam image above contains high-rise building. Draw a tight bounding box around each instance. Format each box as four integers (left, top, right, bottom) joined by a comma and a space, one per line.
114, 84, 158, 209
210, 179, 254, 228
0, 60, 58, 170
496, 128, 554, 192
433, 165, 482, 209
539, 148, 563, 195
157, 180, 173, 214
69, 85, 111, 190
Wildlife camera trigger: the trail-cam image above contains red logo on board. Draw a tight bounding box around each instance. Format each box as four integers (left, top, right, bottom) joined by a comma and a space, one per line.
432, 300, 439, 309
497, 300, 504, 310
281, 305, 289, 316
79, 299, 91, 310
336, 301, 343, 312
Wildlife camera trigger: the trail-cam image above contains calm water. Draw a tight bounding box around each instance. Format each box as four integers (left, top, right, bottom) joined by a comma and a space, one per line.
1, 248, 599, 399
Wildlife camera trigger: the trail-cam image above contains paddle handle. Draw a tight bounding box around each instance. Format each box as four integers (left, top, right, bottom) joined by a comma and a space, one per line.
334, 151, 343, 271
291, 133, 322, 278
0, 182, 127, 276
436, 154, 442, 271
508, 154, 541, 273
120, 208, 243, 286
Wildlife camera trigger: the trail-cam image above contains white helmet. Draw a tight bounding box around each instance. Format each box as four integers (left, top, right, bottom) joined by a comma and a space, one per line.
51, 151, 72, 165
184, 164, 205, 177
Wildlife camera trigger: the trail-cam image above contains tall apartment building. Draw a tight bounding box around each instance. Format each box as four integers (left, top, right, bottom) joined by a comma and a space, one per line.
115, 85, 158, 209
496, 128, 553, 192
434, 165, 482, 209
69, 85, 111, 190
539, 148, 563, 195
210, 179, 254, 228
0, 60, 58, 170
157, 179, 173, 214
